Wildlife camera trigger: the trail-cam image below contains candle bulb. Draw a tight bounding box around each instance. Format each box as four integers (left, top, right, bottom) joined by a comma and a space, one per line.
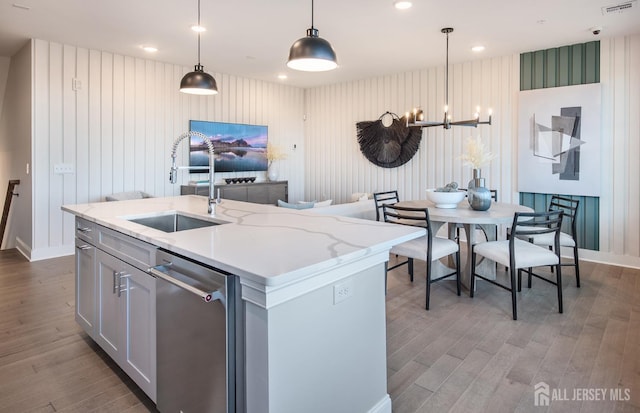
444, 105, 448, 113
488, 108, 493, 116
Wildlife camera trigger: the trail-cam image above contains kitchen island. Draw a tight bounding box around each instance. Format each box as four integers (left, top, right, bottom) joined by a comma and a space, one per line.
62, 195, 423, 413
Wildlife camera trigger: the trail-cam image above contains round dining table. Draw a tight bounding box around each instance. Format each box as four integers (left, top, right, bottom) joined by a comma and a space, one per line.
395, 200, 533, 288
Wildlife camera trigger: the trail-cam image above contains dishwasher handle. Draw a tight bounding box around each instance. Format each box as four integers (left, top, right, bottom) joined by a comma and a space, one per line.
148, 265, 225, 304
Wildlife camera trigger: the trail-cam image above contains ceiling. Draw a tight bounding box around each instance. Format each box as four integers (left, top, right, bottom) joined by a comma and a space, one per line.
0, 0, 638, 88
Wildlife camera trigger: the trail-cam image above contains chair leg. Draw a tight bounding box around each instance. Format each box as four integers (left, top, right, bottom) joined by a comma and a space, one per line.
455, 250, 461, 296
527, 267, 533, 288
408, 258, 414, 282
470, 249, 476, 298
573, 246, 581, 288
549, 246, 554, 273
425, 260, 431, 310
556, 263, 563, 314
510, 266, 518, 320
517, 269, 522, 292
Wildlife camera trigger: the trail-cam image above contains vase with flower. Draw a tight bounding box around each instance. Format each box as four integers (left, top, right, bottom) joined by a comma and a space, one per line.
459, 136, 496, 211
266, 142, 287, 181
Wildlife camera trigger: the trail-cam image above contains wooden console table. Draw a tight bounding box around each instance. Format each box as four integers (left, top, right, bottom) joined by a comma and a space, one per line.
181, 181, 288, 205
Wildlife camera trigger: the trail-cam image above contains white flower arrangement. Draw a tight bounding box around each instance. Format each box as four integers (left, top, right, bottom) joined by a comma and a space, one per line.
266, 142, 287, 167
459, 136, 496, 169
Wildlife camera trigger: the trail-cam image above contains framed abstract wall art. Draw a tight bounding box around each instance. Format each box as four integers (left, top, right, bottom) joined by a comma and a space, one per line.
517, 83, 601, 197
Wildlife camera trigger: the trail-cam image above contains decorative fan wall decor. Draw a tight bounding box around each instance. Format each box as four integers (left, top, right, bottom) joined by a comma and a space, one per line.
356, 112, 422, 168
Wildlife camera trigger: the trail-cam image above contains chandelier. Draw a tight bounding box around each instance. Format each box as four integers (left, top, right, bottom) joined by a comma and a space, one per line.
406, 28, 491, 129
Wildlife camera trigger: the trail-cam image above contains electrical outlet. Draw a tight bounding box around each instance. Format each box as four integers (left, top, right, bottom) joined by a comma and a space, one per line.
333, 280, 354, 305
54, 163, 75, 174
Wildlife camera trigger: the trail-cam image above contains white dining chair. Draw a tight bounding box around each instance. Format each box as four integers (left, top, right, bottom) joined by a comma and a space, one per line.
471, 210, 564, 320
383, 204, 460, 310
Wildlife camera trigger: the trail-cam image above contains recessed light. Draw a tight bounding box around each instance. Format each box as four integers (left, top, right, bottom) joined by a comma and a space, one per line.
471, 45, 485, 52
142, 46, 158, 53
191, 25, 206, 32
537, 19, 547, 24
12, 3, 30, 10
277, 74, 288, 80
394, 0, 412, 9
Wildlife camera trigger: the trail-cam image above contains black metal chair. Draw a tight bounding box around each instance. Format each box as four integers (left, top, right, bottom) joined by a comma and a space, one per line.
383, 204, 460, 310
511, 195, 580, 287
373, 190, 399, 222
471, 210, 564, 320
374, 190, 415, 279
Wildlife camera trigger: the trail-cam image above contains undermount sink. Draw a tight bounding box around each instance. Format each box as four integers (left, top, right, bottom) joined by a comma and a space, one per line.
126, 212, 222, 233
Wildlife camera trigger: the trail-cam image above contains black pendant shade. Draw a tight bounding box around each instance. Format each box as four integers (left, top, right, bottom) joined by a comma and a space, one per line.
287, 1, 338, 72
180, 64, 218, 95
180, 0, 218, 95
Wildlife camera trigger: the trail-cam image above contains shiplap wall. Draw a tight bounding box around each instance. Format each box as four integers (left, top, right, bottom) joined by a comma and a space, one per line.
596, 34, 640, 265
519, 41, 600, 251
304, 55, 519, 206
30, 39, 304, 260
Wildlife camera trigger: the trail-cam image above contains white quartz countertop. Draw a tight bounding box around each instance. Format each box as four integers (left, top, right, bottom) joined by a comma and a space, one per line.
62, 195, 423, 286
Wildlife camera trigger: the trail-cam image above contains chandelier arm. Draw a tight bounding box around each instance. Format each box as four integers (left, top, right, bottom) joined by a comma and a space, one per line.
405, 27, 491, 130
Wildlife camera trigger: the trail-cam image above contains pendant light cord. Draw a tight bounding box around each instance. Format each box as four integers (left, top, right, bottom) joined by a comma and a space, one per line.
197, 0, 201, 65
445, 30, 449, 112
311, 0, 315, 30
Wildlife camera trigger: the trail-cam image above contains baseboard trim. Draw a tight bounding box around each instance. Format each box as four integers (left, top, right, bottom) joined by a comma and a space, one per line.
369, 394, 391, 413
15, 237, 31, 261
579, 248, 640, 270
28, 243, 74, 262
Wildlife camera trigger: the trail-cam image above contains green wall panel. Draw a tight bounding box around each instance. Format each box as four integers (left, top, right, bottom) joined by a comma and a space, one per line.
520, 41, 599, 90
519, 41, 600, 251
519, 193, 599, 251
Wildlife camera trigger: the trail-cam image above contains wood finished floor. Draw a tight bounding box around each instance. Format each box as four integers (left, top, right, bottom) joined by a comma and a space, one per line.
0, 248, 638, 412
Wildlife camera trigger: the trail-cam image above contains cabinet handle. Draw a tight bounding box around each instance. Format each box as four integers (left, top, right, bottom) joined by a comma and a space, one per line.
113, 271, 120, 294
77, 227, 92, 233
117, 273, 131, 297
76, 245, 92, 250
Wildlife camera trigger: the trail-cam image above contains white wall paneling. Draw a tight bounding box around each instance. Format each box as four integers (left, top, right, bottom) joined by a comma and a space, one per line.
598, 34, 640, 261
30, 39, 304, 260
304, 56, 517, 206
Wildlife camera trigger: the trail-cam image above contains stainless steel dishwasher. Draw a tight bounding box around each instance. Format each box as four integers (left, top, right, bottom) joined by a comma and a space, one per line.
149, 249, 244, 413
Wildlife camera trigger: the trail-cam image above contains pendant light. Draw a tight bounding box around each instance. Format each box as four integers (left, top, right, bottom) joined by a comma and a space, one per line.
406, 28, 491, 129
180, 0, 218, 95
287, 0, 338, 72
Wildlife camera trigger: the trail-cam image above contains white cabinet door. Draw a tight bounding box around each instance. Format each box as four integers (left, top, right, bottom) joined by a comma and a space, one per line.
75, 239, 96, 337
95, 250, 125, 362
121, 265, 157, 402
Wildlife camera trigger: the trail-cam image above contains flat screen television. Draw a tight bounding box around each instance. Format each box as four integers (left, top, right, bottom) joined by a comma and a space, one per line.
189, 120, 268, 173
